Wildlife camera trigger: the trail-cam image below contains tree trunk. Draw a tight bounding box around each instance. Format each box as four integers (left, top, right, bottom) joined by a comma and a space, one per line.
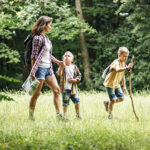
75, 0, 93, 87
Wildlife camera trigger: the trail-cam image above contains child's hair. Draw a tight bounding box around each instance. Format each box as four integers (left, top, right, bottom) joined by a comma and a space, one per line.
63, 51, 74, 62
118, 47, 129, 54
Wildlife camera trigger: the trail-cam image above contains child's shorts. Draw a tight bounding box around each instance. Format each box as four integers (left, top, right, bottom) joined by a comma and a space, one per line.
35, 67, 54, 80
62, 90, 80, 106
105, 87, 124, 101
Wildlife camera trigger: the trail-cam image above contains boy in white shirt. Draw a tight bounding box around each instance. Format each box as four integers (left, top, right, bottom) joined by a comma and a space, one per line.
57, 51, 82, 119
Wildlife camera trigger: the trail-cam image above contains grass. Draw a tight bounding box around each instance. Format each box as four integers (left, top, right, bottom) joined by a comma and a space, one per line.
0, 90, 150, 150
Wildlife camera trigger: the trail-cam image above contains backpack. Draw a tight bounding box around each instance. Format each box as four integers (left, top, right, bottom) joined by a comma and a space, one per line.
102, 59, 127, 79
102, 64, 112, 79
24, 34, 45, 68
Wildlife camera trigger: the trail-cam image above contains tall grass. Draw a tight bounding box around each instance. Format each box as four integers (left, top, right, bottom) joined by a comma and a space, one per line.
0, 91, 150, 150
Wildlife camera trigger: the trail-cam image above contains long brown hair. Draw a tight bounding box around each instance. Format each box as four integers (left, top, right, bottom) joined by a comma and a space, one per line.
32, 16, 52, 35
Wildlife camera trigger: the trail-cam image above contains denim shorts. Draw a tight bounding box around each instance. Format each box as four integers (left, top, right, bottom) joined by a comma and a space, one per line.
62, 90, 80, 106
105, 87, 124, 101
35, 67, 54, 80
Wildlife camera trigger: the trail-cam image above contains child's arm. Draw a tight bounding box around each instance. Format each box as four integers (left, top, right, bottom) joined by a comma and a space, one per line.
112, 61, 133, 72
74, 66, 81, 82
121, 75, 127, 94
68, 66, 81, 83
57, 62, 65, 76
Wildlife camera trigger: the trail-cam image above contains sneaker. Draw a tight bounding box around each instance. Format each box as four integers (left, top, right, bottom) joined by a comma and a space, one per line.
104, 101, 109, 112
108, 114, 113, 120
76, 114, 82, 119
56, 113, 64, 120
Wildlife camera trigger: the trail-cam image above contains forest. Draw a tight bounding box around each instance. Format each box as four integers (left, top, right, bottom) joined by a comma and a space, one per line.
0, 0, 150, 91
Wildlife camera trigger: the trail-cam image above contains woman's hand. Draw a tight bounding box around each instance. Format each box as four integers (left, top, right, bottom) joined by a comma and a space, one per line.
30, 74, 35, 80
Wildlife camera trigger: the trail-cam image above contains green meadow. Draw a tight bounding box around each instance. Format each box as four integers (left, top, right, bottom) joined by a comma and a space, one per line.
0, 91, 150, 150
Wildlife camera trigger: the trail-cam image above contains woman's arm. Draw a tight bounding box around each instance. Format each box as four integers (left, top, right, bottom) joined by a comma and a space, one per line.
30, 36, 43, 79
31, 36, 43, 61
51, 57, 61, 65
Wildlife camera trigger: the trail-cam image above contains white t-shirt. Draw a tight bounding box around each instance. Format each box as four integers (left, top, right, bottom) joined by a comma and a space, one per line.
39, 42, 51, 68
65, 64, 75, 90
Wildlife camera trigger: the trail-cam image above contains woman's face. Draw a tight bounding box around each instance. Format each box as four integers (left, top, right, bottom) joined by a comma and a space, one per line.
45, 22, 52, 33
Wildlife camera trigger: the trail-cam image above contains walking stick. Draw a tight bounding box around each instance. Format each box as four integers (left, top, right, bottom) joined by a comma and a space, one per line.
129, 56, 139, 122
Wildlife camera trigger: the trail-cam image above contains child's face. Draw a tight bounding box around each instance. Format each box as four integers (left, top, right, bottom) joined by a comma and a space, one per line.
63, 52, 73, 64
118, 52, 129, 62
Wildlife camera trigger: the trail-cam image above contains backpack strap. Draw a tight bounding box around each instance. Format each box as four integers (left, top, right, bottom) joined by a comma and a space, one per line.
38, 34, 45, 54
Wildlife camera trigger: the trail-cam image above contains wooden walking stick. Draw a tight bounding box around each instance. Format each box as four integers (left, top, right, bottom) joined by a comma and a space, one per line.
129, 56, 139, 122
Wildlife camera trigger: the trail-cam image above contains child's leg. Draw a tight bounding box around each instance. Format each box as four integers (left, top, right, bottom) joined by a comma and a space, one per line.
63, 106, 68, 117
70, 94, 81, 117
105, 87, 116, 117
62, 90, 71, 117
114, 98, 124, 103
114, 87, 125, 103
107, 87, 125, 118
108, 100, 115, 115
75, 104, 80, 114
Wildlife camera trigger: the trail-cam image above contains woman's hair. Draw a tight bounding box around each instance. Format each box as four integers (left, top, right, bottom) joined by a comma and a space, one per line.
32, 16, 52, 35
118, 47, 129, 54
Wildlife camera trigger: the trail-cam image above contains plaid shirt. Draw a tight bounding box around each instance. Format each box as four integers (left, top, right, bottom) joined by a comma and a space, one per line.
58, 64, 81, 95
30, 35, 55, 76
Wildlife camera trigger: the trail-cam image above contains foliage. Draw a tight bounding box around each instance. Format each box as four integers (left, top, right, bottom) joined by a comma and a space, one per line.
0, 0, 149, 91
0, 75, 20, 82
0, 43, 20, 64
115, 0, 150, 90
0, 94, 14, 101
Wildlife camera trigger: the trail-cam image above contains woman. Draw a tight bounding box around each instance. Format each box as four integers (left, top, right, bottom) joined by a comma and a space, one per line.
29, 16, 62, 120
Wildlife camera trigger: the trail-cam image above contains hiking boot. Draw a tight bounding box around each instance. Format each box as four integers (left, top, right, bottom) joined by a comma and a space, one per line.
76, 114, 82, 119
108, 114, 113, 120
104, 101, 109, 112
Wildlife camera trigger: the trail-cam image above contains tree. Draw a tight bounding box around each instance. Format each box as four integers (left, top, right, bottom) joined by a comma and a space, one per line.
75, 0, 93, 88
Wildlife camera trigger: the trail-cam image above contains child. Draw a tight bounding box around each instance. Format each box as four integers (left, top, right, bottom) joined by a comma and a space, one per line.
103, 47, 133, 119
57, 51, 82, 119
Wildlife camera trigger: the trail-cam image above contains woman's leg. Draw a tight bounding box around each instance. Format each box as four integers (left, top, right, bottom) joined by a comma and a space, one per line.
45, 75, 61, 114
29, 79, 44, 119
